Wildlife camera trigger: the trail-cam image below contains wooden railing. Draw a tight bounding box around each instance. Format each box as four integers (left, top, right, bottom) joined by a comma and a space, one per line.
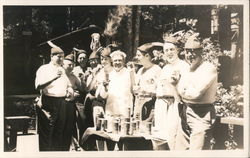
212, 116, 244, 150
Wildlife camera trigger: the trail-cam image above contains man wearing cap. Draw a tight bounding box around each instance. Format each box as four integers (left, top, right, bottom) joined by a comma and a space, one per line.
35, 46, 73, 151
134, 43, 162, 122
88, 49, 101, 70
62, 54, 86, 151
154, 36, 189, 150
172, 35, 217, 150
80, 48, 103, 137
72, 49, 88, 83
98, 50, 133, 118
71, 49, 89, 143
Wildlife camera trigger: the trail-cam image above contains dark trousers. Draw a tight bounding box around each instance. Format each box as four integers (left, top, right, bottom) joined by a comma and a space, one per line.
38, 95, 76, 151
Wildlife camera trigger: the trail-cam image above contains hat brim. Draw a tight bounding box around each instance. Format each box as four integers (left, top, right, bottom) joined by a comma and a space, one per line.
64, 58, 75, 63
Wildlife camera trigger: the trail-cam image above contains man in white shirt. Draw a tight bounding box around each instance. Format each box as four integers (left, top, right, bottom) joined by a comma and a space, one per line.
72, 49, 88, 84
172, 35, 217, 150
99, 50, 133, 118
154, 36, 189, 150
134, 43, 162, 122
35, 46, 73, 151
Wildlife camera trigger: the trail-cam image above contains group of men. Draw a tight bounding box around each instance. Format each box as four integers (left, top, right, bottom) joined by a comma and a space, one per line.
35, 32, 218, 151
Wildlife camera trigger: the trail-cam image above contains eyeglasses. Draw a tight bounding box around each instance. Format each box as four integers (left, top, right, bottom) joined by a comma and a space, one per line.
184, 48, 202, 54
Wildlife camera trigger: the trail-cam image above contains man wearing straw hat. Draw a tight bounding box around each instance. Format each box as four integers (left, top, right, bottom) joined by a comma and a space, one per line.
172, 34, 217, 150
35, 43, 74, 151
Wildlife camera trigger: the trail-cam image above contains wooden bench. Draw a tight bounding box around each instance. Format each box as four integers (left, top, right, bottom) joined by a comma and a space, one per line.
5, 116, 32, 151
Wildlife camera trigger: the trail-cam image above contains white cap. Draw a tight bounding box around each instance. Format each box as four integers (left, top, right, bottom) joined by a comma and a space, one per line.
110, 50, 126, 59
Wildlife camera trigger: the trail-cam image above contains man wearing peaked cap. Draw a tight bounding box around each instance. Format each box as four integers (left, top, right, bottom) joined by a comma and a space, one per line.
184, 34, 202, 50
88, 50, 101, 69
133, 43, 162, 122
72, 49, 88, 81
49, 46, 65, 66
71, 48, 90, 142
64, 54, 75, 63
163, 36, 178, 45
51, 47, 64, 54
35, 43, 76, 151
183, 34, 204, 71
153, 35, 189, 150
62, 53, 86, 150
137, 42, 163, 59
172, 34, 218, 150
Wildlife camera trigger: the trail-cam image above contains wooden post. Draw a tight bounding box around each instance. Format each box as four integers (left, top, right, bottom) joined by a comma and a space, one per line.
211, 5, 220, 42
230, 8, 241, 85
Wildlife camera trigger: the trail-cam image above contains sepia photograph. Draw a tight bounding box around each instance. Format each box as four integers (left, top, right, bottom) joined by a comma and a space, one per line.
1, 0, 249, 157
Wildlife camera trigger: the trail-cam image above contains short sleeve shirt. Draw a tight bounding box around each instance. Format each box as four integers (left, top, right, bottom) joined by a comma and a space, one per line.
35, 62, 69, 97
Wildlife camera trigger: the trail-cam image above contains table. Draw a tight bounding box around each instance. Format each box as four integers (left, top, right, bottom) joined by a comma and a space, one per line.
80, 127, 169, 151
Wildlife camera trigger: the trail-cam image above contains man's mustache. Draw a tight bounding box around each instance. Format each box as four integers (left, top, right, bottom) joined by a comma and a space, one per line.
114, 64, 122, 67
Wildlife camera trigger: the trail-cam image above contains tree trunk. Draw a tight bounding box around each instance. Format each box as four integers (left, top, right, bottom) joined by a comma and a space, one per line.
133, 6, 141, 57
24, 7, 32, 80
126, 6, 133, 61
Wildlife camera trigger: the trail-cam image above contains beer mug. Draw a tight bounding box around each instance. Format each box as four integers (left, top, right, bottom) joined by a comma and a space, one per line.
106, 114, 113, 133
145, 122, 152, 135
101, 119, 108, 131
130, 121, 137, 135
112, 119, 120, 134
96, 117, 102, 131
123, 122, 130, 135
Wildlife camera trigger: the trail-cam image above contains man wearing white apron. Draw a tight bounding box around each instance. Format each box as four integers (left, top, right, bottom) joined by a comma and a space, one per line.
154, 36, 189, 150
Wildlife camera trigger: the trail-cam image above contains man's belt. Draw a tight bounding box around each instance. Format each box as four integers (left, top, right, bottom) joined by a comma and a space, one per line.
139, 94, 175, 99
43, 95, 65, 99
138, 93, 156, 98
156, 95, 175, 100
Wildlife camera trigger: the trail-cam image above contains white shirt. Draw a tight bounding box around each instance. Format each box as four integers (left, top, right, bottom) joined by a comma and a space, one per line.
133, 64, 161, 120
104, 68, 133, 117
154, 59, 189, 140
135, 64, 162, 94
35, 62, 70, 97
156, 59, 189, 97
177, 61, 218, 104
72, 66, 85, 82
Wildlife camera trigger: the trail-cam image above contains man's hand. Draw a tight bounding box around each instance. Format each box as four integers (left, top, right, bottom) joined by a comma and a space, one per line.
74, 90, 80, 98
54, 68, 63, 80
132, 85, 140, 96
92, 64, 102, 75
127, 61, 135, 70
170, 70, 180, 85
